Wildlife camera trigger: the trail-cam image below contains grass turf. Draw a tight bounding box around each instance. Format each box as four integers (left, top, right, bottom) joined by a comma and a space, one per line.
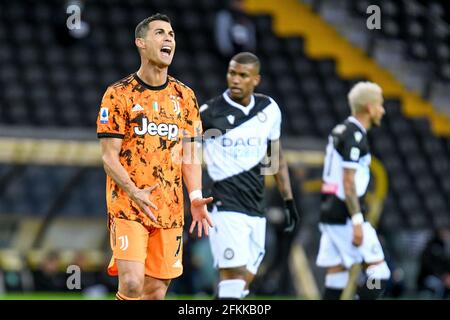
0, 293, 300, 300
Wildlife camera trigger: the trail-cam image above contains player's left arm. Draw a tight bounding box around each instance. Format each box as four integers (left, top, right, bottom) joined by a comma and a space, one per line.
181, 90, 214, 238
271, 140, 293, 200
270, 139, 300, 233
339, 128, 365, 247
343, 167, 363, 247
182, 140, 214, 238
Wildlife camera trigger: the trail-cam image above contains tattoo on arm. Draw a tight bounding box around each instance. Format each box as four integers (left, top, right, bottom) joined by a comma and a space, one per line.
343, 168, 360, 215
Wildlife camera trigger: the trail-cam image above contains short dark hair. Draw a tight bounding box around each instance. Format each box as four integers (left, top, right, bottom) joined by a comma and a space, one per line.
230, 52, 260, 73
135, 13, 171, 39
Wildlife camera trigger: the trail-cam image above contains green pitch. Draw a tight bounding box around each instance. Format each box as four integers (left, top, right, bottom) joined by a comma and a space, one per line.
0, 293, 299, 300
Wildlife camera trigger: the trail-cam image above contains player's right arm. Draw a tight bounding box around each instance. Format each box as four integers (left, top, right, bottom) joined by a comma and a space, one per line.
97, 86, 157, 221
100, 138, 157, 222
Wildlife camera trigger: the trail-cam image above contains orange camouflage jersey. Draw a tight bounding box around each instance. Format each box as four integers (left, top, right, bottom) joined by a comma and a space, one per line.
97, 73, 202, 230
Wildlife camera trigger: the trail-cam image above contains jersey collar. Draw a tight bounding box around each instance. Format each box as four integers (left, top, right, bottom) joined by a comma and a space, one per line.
134, 73, 169, 91
222, 90, 255, 116
348, 116, 367, 133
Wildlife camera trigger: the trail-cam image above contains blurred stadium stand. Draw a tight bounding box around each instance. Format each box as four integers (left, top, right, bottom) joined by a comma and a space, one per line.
0, 0, 449, 298
316, 0, 450, 114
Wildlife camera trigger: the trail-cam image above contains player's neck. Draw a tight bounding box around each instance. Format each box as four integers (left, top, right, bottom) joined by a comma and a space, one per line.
352, 114, 371, 131
228, 93, 251, 107
136, 63, 168, 87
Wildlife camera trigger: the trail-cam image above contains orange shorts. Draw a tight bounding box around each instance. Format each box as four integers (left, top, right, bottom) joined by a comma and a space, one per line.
107, 218, 183, 279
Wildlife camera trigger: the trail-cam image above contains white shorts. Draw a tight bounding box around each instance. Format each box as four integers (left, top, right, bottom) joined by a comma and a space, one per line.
208, 206, 266, 275
316, 220, 385, 269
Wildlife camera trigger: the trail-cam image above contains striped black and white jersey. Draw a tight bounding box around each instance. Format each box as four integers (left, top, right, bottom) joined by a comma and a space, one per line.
200, 90, 282, 216
320, 116, 371, 224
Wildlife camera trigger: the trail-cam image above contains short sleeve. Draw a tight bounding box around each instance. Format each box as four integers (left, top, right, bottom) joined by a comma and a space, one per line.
338, 131, 361, 169
182, 88, 203, 141
97, 86, 127, 139
268, 98, 282, 141
199, 101, 212, 131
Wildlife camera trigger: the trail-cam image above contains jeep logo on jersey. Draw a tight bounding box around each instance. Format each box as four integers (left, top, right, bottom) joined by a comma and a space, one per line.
134, 117, 179, 141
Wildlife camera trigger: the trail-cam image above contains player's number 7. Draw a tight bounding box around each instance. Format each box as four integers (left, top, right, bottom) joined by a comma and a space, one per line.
175, 235, 182, 257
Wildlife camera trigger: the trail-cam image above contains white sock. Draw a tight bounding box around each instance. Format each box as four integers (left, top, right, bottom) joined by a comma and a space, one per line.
218, 279, 246, 299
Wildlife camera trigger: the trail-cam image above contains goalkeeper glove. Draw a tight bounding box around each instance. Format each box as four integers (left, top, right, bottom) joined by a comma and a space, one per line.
283, 199, 299, 233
